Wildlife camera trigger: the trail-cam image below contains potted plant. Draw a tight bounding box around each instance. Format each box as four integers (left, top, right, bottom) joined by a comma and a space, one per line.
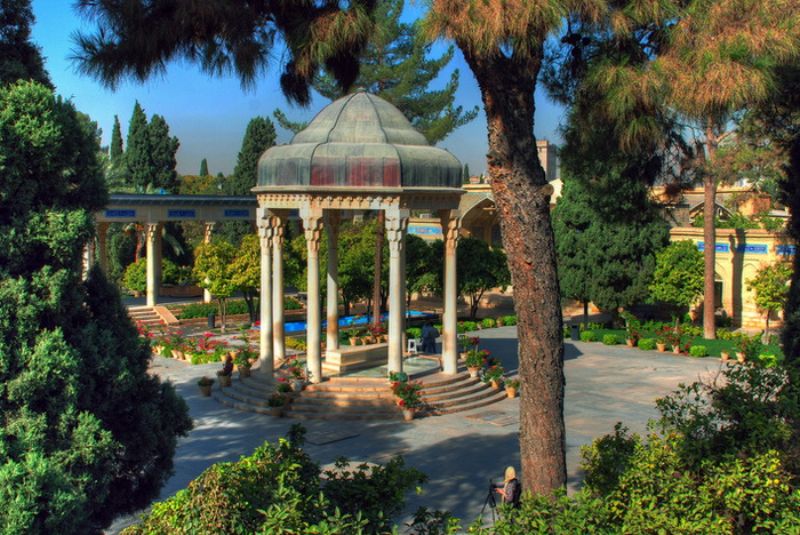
505, 378, 520, 398
197, 376, 214, 396
276, 379, 293, 395
370, 324, 387, 343
234, 350, 252, 378
267, 393, 287, 417
286, 357, 306, 391
392, 380, 423, 421
654, 326, 668, 352
621, 311, 640, 347
483, 364, 505, 389
736, 334, 763, 364
720, 350, 730, 362
217, 355, 234, 387
464, 348, 489, 378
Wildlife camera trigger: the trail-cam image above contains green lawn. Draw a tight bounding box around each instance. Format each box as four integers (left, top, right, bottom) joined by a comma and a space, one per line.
584, 328, 783, 358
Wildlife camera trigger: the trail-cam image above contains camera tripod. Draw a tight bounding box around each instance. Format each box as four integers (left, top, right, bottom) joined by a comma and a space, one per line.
480, 481, 498, 524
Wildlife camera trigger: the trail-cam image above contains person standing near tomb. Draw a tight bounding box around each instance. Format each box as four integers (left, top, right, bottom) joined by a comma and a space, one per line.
421, 321, 439, 353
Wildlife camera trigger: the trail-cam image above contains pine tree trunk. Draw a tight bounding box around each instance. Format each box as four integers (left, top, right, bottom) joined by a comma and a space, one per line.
781, 139, 800, 371
703, 124, 718, 340
372, 211, 385, 326
583, 300, 589, 326
464, 50, 566, 493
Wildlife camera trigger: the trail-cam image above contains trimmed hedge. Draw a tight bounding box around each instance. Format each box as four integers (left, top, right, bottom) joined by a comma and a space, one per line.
637, 338, 656, 351
580, 330, 597, 342
502, 315, 518, 326
689, 345, 707, 358
481, 317, 496, 329
602, 334, 619, 345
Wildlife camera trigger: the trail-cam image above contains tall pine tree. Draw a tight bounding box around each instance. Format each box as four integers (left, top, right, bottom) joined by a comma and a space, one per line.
227, 117, 276, 195
0, 0, 50, 87
148, 114, 179, 192
199, 158, 209, 176
125, 101, 151, 192
109, 114, 123, 160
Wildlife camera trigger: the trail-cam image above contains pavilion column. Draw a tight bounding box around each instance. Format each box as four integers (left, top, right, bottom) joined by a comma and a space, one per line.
202, 222, 216, 304
386, 210, 409, 374
272, 214, 286, 362
301, 207, 324, 383
258, 213, 274, 374
97, 222, 109, 273
440, 211, 461, 374
325, 211, 340, 353
145, 222, 162, 307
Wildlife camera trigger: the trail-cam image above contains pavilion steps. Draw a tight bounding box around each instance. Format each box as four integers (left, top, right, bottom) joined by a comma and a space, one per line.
128, 306, 162, 327
213, 370, 507, 420
419, 371, 508, 415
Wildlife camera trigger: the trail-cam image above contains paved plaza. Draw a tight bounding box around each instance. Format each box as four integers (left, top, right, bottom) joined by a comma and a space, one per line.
112, 326, 720, 531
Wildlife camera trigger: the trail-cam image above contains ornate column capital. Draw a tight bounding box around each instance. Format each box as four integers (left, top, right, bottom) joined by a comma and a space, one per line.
439, 211, 461, 253
302, 211, 324, 254
145, 222, 161, 241
203, 221, 216, 242
385, 211, 409, 255
271, 215, 285, 248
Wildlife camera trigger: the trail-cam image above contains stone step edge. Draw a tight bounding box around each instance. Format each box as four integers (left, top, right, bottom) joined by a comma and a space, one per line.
423, 387, 502, 409
425, 391, 508, 415
419, 376, 480, 396
421, 382, 489, 402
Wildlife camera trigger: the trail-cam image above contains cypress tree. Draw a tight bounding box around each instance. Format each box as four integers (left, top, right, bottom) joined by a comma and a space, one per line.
148, 114, 180, 192
125, 101, 151, 192
463, 164, 470, 183
227, 116, 276, 195
109, 114, 123, 160
199, 158, 209, 176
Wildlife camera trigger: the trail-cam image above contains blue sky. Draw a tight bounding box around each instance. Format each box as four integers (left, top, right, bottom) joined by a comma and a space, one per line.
30, 1, 566, 177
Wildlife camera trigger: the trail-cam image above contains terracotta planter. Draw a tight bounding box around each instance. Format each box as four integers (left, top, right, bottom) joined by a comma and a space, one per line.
720, 351, 730, 362
152, 344, 162, 355
626, 339, 635, 348
349, 337, 359, 346
239, 367, 251, 378
736, 352, 746, 364
361, 336, 374, 345
199, 384, 212, 397
656, 343, 666, 352
672, 345, 681, 354
467, 366, 480, 378
218, 374, 232, 387
506, 387, 517, 399
172, 350, 184, 360
490, 379, 501, 390
269, 406, 283, 417
402, 408, 416, 422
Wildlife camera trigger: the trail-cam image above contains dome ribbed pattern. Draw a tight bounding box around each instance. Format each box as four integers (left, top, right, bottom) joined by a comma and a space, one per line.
257, 92, 462, 189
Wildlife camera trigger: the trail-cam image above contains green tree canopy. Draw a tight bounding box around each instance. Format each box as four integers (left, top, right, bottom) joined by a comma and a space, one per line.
109, 114, 123, 160
194, 239, 238, 328
123, 102, 180, 192
441, 237, 510, 320
199, 158, 209, 176
747, 260, 793, 340
0, 0, 50, 87
649, 240, 704, 312
0, 80, 191, 533
230, 234, 261, 323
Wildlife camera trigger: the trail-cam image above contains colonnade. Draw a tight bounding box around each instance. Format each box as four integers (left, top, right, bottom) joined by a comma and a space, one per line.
257, 205, 461, 383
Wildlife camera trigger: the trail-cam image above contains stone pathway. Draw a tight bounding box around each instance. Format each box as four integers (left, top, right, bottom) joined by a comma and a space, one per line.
110, 327, 720, 532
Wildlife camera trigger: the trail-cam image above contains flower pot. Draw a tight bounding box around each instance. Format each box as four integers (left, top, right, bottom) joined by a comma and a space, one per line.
490, 379, 501, 390
362, 336, 374, 345
269, 406, 283, 417
506, 387, 517, 399
736, 352, 746, 364
152, 344, 162, 355
656, 343, 666, 352
199, 384, 212, 397
672, 345, 681, 354
402, 408, 415, 422
349, 337, 359, 346
218, 374, 232, 387
459, 352, 468, 361
173, 350, 184, 360
720, 351, 730, 362
292, 380, 304, 392
467, 366, 480, 378
626, 339, 635, 348
239, 367, 251, 378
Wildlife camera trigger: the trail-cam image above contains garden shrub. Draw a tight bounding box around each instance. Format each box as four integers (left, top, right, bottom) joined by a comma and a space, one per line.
501, 315, 517, 326
637, 338, 656, 351
122, 426, 426, 535
580, 330, 597, 342
123, 258, 147, 294
602, 334, 618, 345
757, 353, 783, 368
285, 337, 307, 351
458, 321, 478, 333
689, 345, 707, 357
481, 317, 496, 329
469, 364, 800, 534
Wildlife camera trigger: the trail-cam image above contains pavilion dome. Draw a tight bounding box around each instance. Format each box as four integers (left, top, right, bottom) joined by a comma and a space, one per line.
256, 91, 463, 190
